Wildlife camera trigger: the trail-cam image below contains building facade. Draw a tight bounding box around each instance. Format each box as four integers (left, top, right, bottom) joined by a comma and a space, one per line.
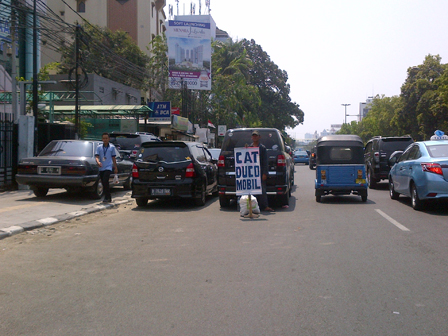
42, 0, 166, 67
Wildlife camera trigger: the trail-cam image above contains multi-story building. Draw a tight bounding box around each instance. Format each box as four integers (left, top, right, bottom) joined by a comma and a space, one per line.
359, 97, 374, 121
42, 0, 166, 67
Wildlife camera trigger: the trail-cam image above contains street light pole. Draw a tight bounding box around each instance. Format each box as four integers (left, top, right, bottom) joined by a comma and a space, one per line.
342, 103, 351, 124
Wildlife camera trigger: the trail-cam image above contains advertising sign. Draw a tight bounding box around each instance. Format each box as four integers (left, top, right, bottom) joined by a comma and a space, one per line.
147, 101, 171, 121
234, 147, 262, 196
166, 20, 212, 90
172, 115, 189, 132
218, 125, 227, 136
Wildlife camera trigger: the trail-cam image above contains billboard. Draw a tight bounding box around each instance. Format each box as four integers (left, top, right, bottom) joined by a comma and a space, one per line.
166, 20, 212, 90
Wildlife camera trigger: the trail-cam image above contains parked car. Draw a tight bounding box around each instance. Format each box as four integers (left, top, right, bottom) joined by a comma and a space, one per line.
309, 146, 317, 170
315, 135, 368, 202
388, 139, 448, 210
15, 140, 133, 199
109, 132, 161, 161
293, 150, 309, 165
364, 135, 414, 188
131, 141, 218, 207
217, 128, 294, 207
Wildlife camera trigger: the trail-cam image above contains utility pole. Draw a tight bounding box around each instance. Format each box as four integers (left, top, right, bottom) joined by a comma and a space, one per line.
32, 0, 39, 155
341, 103, 351, 124
11, 2, 18, 123
75, 24, 80, 139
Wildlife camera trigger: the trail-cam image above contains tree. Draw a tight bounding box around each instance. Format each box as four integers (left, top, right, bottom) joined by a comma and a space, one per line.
209, 39, 261, 128
396, 54, 445, 140
241, 39, 304, 130
360, 95, 404, 141
59, 23, 150, 89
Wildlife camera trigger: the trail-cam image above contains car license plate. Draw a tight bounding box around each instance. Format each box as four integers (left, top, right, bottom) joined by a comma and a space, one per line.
356, 178, 366, 184
151, 188, 171, 196
38, 166, 61, 175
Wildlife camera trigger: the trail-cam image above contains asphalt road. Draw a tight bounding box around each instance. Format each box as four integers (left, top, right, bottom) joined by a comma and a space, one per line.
1, 165, 448, 336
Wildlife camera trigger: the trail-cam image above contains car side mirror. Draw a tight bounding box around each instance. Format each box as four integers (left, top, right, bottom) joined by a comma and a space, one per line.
388, 151, 403, 166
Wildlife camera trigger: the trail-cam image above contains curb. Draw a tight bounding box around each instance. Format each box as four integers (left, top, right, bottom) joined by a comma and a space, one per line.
0, 196, 134, 241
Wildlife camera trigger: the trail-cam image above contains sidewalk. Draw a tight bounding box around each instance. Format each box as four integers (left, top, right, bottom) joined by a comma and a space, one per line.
0, 189, 133, 240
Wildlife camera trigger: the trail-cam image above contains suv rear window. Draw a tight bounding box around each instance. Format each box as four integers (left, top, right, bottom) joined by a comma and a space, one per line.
138, 143, 191, 163
379, 138, 413, 151
110, 134, 140, 150
222, 130, 283, 151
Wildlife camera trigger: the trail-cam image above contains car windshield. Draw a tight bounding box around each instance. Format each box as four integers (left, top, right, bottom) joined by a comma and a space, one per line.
138, 145, 191, 163
295, 151, 308, 156
426, 144, 448, 158
39, 141, 93, 157
110, 135, 140, 150
222, 130, 282, 151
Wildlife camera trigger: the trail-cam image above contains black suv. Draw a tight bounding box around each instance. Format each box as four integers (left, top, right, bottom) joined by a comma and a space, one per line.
109, 132, 161, 161
364, 135, 414, 188
131, 141, 218, 207
217, 128, 294, 207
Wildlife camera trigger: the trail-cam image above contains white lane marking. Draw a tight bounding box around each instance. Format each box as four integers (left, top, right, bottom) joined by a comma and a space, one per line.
375, 209, 410, 232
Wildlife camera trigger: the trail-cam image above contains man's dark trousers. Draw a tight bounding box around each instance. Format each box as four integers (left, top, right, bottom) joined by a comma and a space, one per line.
99, 170, 112, 201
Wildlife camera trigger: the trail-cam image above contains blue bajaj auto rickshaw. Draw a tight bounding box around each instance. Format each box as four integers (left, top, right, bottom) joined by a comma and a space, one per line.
315, 135, 368, 202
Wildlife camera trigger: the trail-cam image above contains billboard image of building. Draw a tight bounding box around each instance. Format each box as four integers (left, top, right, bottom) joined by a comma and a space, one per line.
166, 19, 212, 90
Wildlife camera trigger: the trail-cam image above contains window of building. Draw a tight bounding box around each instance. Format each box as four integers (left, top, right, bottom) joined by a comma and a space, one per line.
78, 1, 86, 13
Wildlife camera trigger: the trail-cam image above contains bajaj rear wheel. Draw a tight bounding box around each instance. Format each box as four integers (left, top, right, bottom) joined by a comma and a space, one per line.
315, 190, 322, 202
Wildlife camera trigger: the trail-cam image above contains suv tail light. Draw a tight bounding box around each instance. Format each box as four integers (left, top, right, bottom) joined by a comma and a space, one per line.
132, 164, 139, 178
185, 163, 196, 177
218, 155, 225, 167
277, 154, 286, 167
374, 152, 380, 163
421, 163, 443, 175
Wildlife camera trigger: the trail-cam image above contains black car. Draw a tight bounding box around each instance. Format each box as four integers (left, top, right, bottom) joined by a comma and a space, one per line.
131, 141, 218, 207
109, 132, 161, 161
15, 140, 133, 199
364, 135, 414, 188
217, 128, 294, 207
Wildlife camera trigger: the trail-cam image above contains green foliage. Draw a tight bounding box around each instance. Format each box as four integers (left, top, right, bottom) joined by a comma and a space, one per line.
58, 23, 149, 89
64, 117, 93, 139
338, 54, 448, 142
241, 39, 304, 130
147, 34, 169, 100
397, 54, 446, 140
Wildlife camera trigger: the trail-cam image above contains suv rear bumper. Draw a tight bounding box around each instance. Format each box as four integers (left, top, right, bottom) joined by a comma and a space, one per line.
218, 184, 289, 196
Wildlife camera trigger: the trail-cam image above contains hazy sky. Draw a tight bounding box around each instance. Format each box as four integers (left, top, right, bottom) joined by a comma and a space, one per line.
165, 0, 448, 139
